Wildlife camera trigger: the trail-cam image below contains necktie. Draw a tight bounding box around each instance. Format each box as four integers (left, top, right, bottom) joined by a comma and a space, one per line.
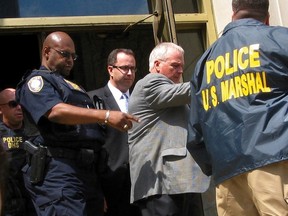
120, 93, 129, 113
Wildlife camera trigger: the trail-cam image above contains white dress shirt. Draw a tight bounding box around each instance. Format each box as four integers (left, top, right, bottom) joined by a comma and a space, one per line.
108, 81, 129, 113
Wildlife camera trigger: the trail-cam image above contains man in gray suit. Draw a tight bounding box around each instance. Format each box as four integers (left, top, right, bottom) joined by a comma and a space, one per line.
88, 48, 141, 216
128, 42, 210, 216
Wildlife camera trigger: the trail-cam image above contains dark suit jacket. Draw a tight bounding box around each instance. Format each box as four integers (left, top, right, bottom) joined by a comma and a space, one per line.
88, 85, 129, 172
88, 85, 142, 216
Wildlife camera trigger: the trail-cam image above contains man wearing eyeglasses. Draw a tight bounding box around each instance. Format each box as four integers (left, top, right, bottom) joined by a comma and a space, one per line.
88, 48, 141, 216
16, 32, 139, 216
0, 88, 36, 216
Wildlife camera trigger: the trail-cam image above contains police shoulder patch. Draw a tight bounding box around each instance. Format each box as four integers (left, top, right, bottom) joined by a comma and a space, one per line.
28, 76, 44, 92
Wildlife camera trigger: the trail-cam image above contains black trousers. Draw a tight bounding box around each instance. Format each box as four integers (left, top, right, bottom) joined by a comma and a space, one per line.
101, 165, 141, 216
136, 193, 204, 216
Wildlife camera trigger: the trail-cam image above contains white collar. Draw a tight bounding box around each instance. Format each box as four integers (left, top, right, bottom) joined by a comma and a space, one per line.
107, 81, 129, 99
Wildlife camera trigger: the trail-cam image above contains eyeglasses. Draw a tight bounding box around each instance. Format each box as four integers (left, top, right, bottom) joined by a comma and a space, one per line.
0, 100, 19, 108
51, 48, 78, 61
111, 65, 137, 74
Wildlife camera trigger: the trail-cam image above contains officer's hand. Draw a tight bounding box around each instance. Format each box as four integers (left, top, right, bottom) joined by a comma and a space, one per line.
106, 110, 139, 132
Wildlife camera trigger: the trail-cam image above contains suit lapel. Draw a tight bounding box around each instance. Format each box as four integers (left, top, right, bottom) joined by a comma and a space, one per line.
103, 85, 121, 111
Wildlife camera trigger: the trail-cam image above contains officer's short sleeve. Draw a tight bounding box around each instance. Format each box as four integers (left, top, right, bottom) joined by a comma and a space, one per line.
19, 75, 63, 124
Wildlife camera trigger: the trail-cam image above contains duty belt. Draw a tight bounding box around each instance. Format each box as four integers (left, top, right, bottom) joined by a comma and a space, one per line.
23, 141, 96, 184
46, 147, 79, 160
24, 141, 94, 161
46, 147, 96, 165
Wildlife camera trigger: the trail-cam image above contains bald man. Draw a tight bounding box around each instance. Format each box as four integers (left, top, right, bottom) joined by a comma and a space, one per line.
0, 144, 6, 216
0, 89, 23, 129
16, 31, 138, 216
0, 88, 36, 216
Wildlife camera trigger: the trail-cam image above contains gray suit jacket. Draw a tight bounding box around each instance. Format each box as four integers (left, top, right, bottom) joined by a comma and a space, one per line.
128, 73, 210, 203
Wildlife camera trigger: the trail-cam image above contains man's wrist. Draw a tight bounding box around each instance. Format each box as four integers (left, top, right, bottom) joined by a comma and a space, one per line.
104, 110, 110, 124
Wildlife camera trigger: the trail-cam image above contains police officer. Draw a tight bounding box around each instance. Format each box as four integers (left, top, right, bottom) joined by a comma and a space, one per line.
188, 0, 288, 215
0, 88, 36, 216
16, 31, 138, 216
0, 143, 6, 215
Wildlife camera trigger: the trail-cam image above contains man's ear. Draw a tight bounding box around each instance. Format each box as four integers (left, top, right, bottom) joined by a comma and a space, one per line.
264, 13, 270, 25
43, 46, 50, 60
107, 66, 113, 78
154, 60, 161, 73
231, 6, 239, 21
232, 11, 237, 21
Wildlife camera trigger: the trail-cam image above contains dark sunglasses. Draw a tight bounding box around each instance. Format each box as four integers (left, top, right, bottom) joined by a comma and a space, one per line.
51, 48, 78, 61
0, 100, 19, 108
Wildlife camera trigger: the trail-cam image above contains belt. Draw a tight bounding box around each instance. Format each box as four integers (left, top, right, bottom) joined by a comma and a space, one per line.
46, 147, 79, 160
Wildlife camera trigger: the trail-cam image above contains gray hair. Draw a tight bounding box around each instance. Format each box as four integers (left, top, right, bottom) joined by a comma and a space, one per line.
149, 42, 184, 71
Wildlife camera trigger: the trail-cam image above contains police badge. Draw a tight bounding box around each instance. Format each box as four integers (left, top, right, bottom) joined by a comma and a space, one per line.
28, 76, 44, 93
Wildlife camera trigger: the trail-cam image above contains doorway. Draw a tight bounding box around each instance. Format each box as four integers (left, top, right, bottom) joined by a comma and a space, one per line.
0, 28, 155, 92
0, 34, 40, 90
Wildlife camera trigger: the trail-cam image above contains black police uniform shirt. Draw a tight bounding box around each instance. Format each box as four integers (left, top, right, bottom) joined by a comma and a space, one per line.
188, 18, 288, 185
16, 67, 105, 150
0, 121, 26, 175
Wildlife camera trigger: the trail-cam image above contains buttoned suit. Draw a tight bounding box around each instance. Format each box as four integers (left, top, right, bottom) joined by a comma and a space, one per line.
88, 85, 140, 216
128, 73, 210, 215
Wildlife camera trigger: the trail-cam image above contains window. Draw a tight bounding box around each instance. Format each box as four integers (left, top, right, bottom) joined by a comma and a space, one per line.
0, 0, 149, 18
150, 0, 217, 81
